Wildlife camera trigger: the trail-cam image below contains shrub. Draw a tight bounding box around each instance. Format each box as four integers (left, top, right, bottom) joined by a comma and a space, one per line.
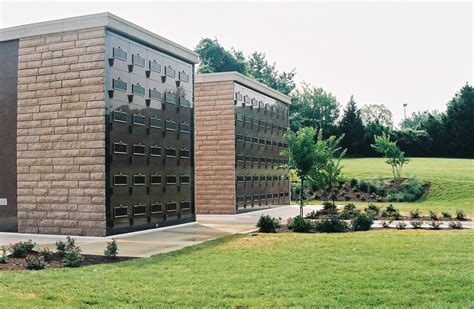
429, 211, 438, 221
315, 216, 348, 233
410, 209, 421, 219
441, 212, 452, 219
340, 203, 359, 219
448, 222, 463, 230
350, 178, 358, 187
380, 209, 389, 218
386, 204, 398, 215
305, 210, 319, 219
364, 204, 380, 216
0, 247, 8, 264
358, 180, 369, 192
10, 240, 36, 258
104, 239, 119, 259
321, 201, 338, 214
38, 248, 53, 261
63, 248, 83, 267
381, 221, 391, 228
410, 221, 423, 229
352, 214, 374, 231
25, 255, 45, 270
256, 215, 280, 233
396, 222, 407, 230
289, 216, 314, 233
429, 221, 442, 230
392, 211, 401, 220
455, 210, 466, 221
56, 236, 77, 257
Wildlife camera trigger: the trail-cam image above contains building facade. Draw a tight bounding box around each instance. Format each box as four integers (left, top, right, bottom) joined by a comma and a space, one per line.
195, 72, 291, 214
0, 13, 198, 236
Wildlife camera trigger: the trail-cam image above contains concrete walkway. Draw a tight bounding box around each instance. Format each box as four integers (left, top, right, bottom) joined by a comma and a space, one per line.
0, 205, 471, 258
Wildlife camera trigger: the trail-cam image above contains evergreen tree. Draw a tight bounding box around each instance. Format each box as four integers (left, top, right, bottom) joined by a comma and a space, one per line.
338, 96, 365, 155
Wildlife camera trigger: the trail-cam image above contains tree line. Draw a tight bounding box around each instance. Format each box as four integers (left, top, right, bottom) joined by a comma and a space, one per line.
195, 38, 474, 158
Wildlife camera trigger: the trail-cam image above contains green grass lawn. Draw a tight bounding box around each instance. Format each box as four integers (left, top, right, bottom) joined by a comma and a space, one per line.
302, 157, 474, 216
0, 230, 473, 307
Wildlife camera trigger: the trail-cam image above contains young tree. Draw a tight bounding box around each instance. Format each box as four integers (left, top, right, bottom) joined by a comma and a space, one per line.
338, 96, 365, 155
284, 127, 320, 217
371, 133, 410, 179
360, 104, 394, 128
289, 83, 340, 135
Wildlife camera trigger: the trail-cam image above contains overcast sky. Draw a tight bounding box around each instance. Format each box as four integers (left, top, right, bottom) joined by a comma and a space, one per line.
1, 1, 472, 125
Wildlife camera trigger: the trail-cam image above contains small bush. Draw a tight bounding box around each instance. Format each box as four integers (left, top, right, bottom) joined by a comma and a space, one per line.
380, 209, 389, 218
56, 236, 76, 257
0, 247, 8, 264
410, 209, 421, 219
305, 210, 319, 219
358, 180, 369, 192
448, 222, 463, 230
256, 215, 280, 233
38, 248, 53, 261
381, 221, 391, 228
63, 247, 83, 268
410, 221, 423, 229
364, 204, 380, 216
350, 178, 358, 187
289, 216, 314, 233
392, 211, 401, 220
321, 201, 338, 214
25, 255, 45, 270
10, 240, 36, 258
455, 210, 466, 221
429, 221, 442, 230
340, 203, 359, 219
396, 222, 407, 230
386, 204, 398, 215
441, 212, 452, 219
429, 211, 438, 221
352, 214, 374, 231
315, 216, 348, 233
104, 239, 119, 259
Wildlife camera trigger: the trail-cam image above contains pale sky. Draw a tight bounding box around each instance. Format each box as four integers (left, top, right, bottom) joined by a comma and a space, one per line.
1, 0, 472, 125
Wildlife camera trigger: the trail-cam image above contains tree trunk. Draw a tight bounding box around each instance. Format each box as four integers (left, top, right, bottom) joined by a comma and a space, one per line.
300, 176, 304, 217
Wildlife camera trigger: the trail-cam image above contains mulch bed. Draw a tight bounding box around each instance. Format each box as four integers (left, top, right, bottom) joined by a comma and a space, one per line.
0, 251, 135, 271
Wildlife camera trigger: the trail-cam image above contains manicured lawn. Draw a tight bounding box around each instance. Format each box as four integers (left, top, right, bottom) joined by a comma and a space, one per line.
0, 230, 473, 307
302, 157, 474, 216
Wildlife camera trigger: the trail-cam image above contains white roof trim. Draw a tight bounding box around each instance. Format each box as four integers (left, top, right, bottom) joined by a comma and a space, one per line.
196, 72, 291, 104
0, 12, 198, 64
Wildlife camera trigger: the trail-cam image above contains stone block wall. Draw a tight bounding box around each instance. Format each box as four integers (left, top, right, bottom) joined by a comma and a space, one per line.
194, 81, 236, 214
16, 27, 107, 236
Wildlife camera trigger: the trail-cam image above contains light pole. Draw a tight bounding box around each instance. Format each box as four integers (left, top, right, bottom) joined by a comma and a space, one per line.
403, 103, 407, 120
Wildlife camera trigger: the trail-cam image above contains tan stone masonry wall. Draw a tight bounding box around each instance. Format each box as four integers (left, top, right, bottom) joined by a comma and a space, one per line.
16, 27, 107, 236
194, 81, 236, 214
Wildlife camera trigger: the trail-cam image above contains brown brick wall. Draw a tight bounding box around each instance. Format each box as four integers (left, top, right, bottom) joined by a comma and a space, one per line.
16, 27, 107, 236
195, 81, 236, 214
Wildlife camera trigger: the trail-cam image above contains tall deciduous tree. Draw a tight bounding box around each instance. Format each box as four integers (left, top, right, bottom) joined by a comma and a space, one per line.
194, 38, 248, 74
360, 104, 394, 128
444, 83, 474, 157
338, 96, 365, 155
289, 83, 340, 136
248, 52, 296, 95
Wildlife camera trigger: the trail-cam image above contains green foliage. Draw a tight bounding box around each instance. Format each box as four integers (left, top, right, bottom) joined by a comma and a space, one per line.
429, 211, 438, 221
289, 83, 340, 134
364, 204, 380, 216
10, 240, 36, 258
288, 216, 314, 233
441, 212, 452, 219
25, 255, 45, 270
371, 133, 409, 179
56, 237, 77, 257
38, 248, 53, 261
194, 38, 248, 75
385, 204, 398, 215
351, 214, 374, 231
396, 222, 407, 230
448, 222, 463, 230
392, 211, 402, 220
0, 247, 8, 263
410, 209, 421, 219
256, 215, 280, 233
381, 221, 391, 228
360, 104, 394, 128
104, 239, 119, 259
455, 210, 466, 220
429, 221, 442, 230
410, 221, 423, 229
63, 248, 83, 268
321, 201, 338, 214
340, 203, 360, 219
315, 216, 349, 233
248, 52, 296, 95
339, 96, 365, 154
350, 178, 358, 187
